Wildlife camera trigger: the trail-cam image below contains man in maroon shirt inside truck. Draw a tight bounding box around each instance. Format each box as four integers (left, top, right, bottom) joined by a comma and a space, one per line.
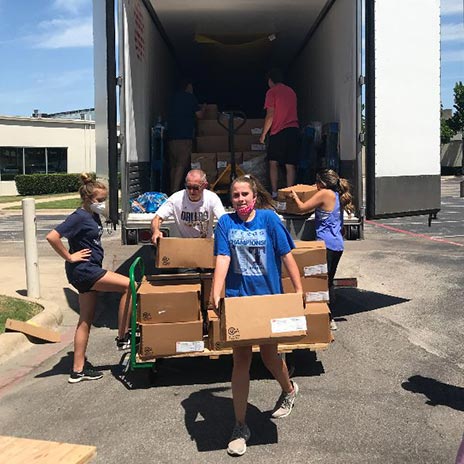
259, 68, 299, 198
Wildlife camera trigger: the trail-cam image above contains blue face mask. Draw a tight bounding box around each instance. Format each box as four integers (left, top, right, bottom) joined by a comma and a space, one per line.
90, 201, 107, 216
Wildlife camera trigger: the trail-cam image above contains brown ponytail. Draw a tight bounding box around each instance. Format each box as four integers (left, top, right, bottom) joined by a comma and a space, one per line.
231, 174, 275, 210
338, 178, 355, 214
78, 173, 107, 205
316, 169, 355, 214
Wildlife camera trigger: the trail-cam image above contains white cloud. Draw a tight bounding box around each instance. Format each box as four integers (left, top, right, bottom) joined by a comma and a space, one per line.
53, 0, 90, 15
442, 49, 464, 61
33, 17, 93, 49
441, 0, 464, 15
441, 22, 464, 41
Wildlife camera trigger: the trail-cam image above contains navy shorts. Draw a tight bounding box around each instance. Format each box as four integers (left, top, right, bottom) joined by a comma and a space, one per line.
267, 127, 299, 165
65, 262, 107, 294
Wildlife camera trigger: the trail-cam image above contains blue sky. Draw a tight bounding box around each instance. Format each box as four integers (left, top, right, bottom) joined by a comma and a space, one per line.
0, 0, 462, 117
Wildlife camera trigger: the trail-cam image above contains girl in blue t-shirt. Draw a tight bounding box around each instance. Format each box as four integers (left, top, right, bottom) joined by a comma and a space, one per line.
47, 173, 132, 383
212, 174, 302, 457
290, 169, 355, 330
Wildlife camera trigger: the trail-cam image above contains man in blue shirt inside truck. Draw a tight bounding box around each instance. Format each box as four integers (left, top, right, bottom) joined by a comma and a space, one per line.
167, 78, 206, 194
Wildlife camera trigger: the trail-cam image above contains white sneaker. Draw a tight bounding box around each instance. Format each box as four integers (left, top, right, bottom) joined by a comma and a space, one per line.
271, 381, 299, 419
227, 423, 251, 456
330, 320, 338, 331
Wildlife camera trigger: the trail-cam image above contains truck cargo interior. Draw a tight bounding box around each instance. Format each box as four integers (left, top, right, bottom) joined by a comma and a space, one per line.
119, 0, 360, 192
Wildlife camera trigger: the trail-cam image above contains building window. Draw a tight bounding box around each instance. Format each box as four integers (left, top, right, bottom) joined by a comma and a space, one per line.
25, 148, 46, 174
47, 148, 67, 173
0, 147, 23, 181
0, 147, 68, 180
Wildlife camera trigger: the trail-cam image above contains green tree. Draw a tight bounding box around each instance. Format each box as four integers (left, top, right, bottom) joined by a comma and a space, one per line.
447, 82, 464, 173
441, 118, 455, 144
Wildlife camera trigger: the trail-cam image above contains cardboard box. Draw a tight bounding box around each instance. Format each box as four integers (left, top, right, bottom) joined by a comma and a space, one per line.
288, 302, 332, 345
197, 119, 228, 136
200, 273, 225, 312
220, 293, 307, 346
276, 184, 318, 215
281, 275, 329, 303
5, 318, 60, 343
203, 104, 219, 120
156, 237, 215, 269
196, 136, 229, 153
139, 321, 204, 358
207, 309, 227, 351
235, 118, 264, 135
282, 241, 327, 278
190, 152, 217, 182
216, 152, 243, 177
137, 281, 201, 323
234, 135, 262, 152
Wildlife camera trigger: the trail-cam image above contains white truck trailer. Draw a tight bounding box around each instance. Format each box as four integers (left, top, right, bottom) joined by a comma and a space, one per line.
93, 0, 441, 244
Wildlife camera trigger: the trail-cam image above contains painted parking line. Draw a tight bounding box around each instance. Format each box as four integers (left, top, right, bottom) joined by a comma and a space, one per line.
365, 220, 464, 247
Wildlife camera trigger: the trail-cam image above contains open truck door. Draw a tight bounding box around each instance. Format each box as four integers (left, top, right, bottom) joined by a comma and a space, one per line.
93, 0, 119, 227
365, 0, 441, 219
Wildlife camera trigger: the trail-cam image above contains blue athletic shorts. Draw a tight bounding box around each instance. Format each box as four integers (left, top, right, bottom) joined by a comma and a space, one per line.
65, 262, 107, 294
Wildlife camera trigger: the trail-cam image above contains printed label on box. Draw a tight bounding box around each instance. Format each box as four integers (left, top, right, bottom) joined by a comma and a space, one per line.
271, 316, 307, 334
275, 201, 286, 212
176, 341, 205, 353
303, 263, 328, 276
217, 160, 228, 169
305, 291, 330, 302
191, 162, 201, 169
251, 128, 263, 135
251, 143, 266, 151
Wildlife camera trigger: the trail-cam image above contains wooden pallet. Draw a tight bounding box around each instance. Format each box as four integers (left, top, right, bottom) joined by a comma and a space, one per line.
0, 436, 96, 463
137, 342, 331, 362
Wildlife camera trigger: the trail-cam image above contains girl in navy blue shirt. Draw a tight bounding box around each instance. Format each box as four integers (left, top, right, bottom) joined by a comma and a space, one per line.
212, 174, 302, 457
47, 173, 131, 383
290, 169, 354, 330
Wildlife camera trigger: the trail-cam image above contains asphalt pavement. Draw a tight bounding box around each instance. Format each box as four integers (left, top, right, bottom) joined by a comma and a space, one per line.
0, 177, 462, 463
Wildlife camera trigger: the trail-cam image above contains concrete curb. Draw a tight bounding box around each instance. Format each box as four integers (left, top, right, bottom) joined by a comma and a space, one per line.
0, 293, 64, 364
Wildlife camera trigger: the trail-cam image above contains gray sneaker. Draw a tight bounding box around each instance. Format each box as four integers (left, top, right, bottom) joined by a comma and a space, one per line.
271, 381, 299, 419
227, 423, 251, 456
330, 319, 338, 331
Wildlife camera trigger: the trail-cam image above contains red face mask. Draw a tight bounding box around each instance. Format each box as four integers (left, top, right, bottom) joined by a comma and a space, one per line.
235, 199, 256, 217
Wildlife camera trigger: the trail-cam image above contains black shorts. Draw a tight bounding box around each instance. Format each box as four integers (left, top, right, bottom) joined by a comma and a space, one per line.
65, 262, 107, 294
267, 127, 299, 165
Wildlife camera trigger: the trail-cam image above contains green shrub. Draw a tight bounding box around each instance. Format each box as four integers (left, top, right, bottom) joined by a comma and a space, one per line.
14, 173, 95, 195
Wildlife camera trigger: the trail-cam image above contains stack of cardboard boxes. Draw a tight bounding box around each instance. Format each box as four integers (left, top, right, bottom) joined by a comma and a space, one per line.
139, 237, 331, 359
192, 104, 267, 184
282, 241, 333, 344
138, 238, 216, 358
138, 279, 204, 358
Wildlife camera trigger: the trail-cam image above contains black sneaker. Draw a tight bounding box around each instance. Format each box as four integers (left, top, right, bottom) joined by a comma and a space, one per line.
68, 367, 103, 384
115, 332, 131, 351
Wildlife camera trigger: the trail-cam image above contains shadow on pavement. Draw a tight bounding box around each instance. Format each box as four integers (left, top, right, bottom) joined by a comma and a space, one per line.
401, 375, 464, 412
113, 350, 324, 390
181, 387, 278, 452
35, 351, 113, 378
333, 288, 409, 317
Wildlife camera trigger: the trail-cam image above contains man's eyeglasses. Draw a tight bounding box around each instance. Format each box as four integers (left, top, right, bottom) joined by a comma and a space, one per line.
185, 183, 204, 191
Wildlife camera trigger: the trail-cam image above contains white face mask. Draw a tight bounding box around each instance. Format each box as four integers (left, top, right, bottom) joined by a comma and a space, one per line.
90, 201, 107, 216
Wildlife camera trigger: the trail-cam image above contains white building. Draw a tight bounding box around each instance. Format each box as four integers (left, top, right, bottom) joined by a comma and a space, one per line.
0, 114, 96, 195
